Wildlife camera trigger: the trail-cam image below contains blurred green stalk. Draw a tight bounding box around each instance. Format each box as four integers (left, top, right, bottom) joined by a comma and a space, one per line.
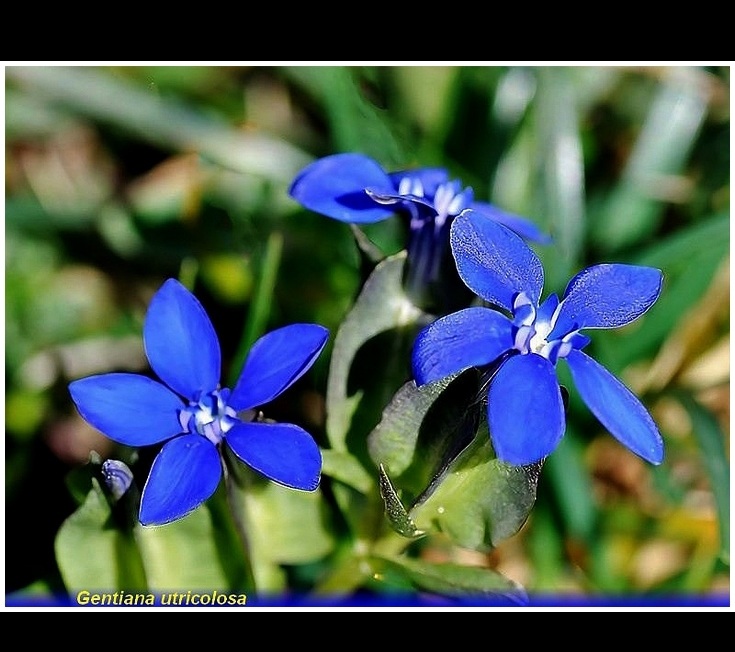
228, 231, 283, 387
6, 65, 312, 183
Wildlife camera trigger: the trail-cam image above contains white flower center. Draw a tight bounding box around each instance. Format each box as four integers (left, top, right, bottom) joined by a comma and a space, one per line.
511, 292, 583, 364
179, 389, 238, 446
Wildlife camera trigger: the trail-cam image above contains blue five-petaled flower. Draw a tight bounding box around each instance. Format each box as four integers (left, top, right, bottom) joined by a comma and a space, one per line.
289, 153, 550, 299
69, 278, 329, 526
412, 210, 665, 467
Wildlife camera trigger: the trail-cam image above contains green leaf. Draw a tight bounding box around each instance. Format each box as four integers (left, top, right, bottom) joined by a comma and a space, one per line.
321, 448, 374, 494
371, 555, 528, 604
545, 427, 598, 541
55, 478, 147, 594
635, 212, 729, 271
368, 375, 457, 478
245, 478, 336, 566
325, 251, 427, 454
281, 66, 404, 164
228, 230, 283, 387
525, 498, 568, 591
6, 66, 312, 182
367, 370, 482, 500
595, 213, 729, 370
677, 392, 730, 564
377, 464, 425, 539
590, 67, 709, 252
63, 451, 104, 506
533, 67, 586, 287
410, 418, 542, 551
350, 224, 390, 265
135, 504, 232, 592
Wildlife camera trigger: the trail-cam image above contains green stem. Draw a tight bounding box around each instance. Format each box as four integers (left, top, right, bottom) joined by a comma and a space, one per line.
219, 447, 287, 594
221, 452, 258, 593
311, 479, 416, 595
206, 466, 257, 594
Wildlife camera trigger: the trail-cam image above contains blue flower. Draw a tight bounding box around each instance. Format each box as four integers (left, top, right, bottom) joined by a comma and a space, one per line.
69, 278, 329, 526
412, 209, 665, 467
289, 153, 549, 308
101, 459, 134, 501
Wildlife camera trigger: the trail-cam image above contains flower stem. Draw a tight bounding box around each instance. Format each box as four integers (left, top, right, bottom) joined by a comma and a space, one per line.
219, 447, 288, 594
205, 450, 258, 594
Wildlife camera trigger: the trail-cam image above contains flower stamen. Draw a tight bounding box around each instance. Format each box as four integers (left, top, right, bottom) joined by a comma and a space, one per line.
179, 388, 238, 446
511, 293, 586, 364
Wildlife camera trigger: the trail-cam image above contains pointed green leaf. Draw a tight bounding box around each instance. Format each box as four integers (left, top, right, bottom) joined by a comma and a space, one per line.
55, 478, 147, 594
378, 464, 424, 539
591, 66, 709, 252
281, 66, 403, 163
533, 67, 586, 287
368, 376, 457, 477
410, 419, 542, 551
595, 213, 729, 369
325, 251, 427, 453
350, 224, 389, 265
64, 450, 104, 506
371, 555, 528, 604
544, 427, 597, 542
677, 392, 730, 563
6, 66, 312, 182
368, 370, 482, 500
228, 230, 283, 387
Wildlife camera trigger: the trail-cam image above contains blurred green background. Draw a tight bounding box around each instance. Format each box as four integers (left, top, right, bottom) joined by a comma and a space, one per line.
4, 64, 730, 603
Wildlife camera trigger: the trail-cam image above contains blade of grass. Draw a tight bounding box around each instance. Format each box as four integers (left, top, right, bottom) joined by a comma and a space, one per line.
545, 426, 597, 542
590, 67, 709, 252
281, 66, 403, 165
533, 66, 586, 288
228, 231, 283, 386
6, 66, 312, 183
676, 391, 730, 564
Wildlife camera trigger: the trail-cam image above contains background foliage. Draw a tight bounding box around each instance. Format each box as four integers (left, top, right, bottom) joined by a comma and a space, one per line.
4, 64, 730, 605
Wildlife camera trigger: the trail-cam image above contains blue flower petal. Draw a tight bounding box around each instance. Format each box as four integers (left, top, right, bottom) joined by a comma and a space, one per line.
450, 209, 545, 312
139, 434, 222, 526
289, 153, 396, 224
536, 293, 560, 325
230, 324, 329, 411
389, 168, 449, 196
101, 459, 134, 500
471, 201, 552, 244
551, 264, 663, 338
412, 307, 514, 386
488, 354, 565, 465
69, 373, 184, 446
143, 278, 221, 401
226, 422, 321, 491
565, 350, 664, 464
